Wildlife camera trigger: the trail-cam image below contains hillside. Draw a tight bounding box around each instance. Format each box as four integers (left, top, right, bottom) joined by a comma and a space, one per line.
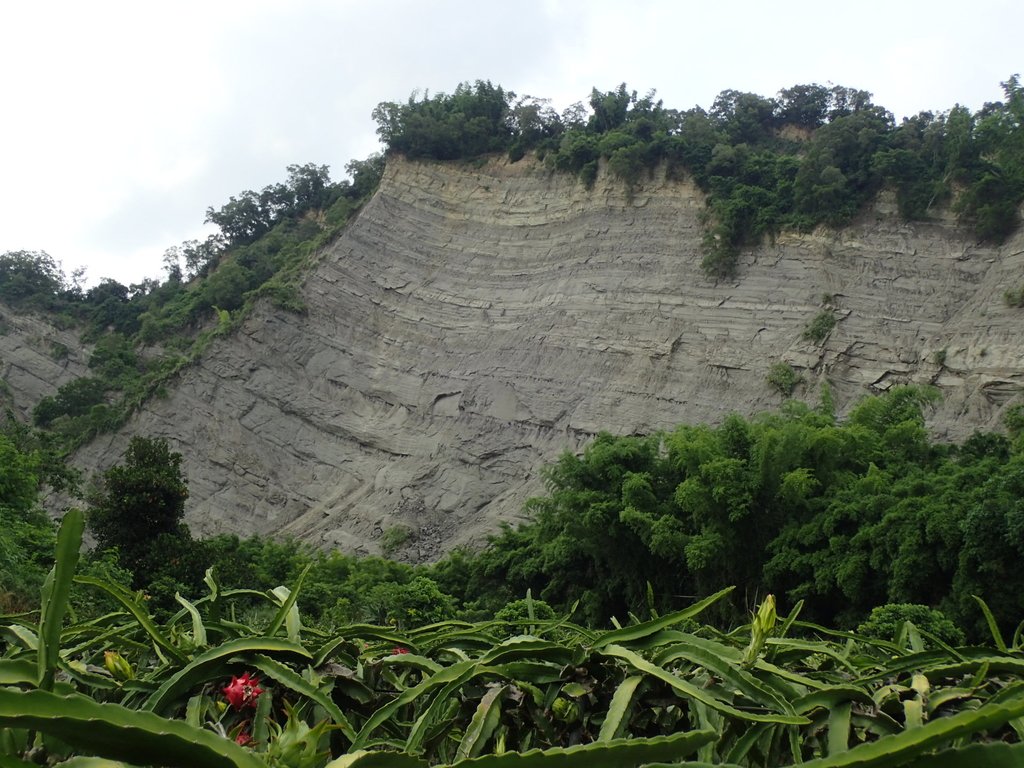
28, 153, 1020, 559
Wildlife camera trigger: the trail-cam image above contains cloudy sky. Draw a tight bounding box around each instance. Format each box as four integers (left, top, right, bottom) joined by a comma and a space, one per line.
2, 0, 1021, 287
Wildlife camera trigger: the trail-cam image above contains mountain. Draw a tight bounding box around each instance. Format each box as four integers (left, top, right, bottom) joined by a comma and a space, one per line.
6, 154, 1024, 559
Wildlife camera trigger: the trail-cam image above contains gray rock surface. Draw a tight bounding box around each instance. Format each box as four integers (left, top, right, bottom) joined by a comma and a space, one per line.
64, 156, 1024, 559
0, 307, 90, 420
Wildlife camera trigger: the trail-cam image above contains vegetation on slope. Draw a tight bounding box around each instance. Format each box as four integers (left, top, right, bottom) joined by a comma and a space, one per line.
0, 155, 383, 453
373, 76, 1024, 276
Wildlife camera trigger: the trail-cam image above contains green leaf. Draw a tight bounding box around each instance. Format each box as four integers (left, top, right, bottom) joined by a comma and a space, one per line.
903, 698, 924, 729
351, 660, 480, 750
38, 510, 84, 690
143, 636, 311, 714
902, 743, 1024, 767
479, 637, 581, 666
723, 722, 772, 764
597, 675, 643, 742
251, 685, 273, 746
324, 752, 428, 767
0, 659, 37, 685
405, 664, 497, 755
441, 729, 716, 766
774, 599, 803, 641
313, 636, 359, 667
590, 587, 734, 650
266, 564, 310, 639
972, 595, 1008, 652
601, 644, 808, 725
0, 687, 263, 768
793, 685, 875, 715
490, 661, 565, 684
765, 637, 857, 673
74, 576, 187, 664
174, 592, 207, 647
828, 701, 852, 755
455, 684, 506, 761
0, 624, 38, 651
655, 641, 793, 713
378, 653, 443, 675
795, 690, 1024, 767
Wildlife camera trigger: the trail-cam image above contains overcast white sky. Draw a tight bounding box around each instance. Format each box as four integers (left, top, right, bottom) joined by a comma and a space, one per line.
2, 0, 1021, 287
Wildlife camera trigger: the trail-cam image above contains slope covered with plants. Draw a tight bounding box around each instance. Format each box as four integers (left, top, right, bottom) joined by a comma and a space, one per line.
0, 156, 384, 454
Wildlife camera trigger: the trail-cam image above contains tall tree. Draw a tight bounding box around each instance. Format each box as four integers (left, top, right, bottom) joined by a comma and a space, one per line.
86, 436, 195, 590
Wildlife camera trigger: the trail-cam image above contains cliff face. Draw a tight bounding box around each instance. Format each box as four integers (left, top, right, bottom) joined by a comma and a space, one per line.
64, 156, 1024, 558
0, 308, 90, 420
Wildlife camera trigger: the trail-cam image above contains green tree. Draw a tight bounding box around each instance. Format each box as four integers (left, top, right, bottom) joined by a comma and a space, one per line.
776, 84, 832, 129
0, 433, 54, 610
0, 250, 66, 309
86, 436, 193, 590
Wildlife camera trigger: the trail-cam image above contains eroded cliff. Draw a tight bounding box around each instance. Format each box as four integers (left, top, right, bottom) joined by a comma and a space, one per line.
0, 309, 90, 420
64, 156, 1024, 558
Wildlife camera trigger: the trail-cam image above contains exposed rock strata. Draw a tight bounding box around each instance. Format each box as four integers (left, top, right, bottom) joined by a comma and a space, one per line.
65, 157, 1024, 559
0, 308, 90, 420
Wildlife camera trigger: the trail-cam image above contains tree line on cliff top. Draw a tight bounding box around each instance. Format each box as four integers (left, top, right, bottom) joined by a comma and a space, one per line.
373, 77, 1024, 276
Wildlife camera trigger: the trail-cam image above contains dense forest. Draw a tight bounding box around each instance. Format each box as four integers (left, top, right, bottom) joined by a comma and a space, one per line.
2, 77, 1024, 766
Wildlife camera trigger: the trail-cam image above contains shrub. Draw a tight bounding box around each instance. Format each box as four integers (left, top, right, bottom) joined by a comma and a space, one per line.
494, 596, 557, 625
766, 362, 802, 397
856, 602, 965, 645
380, 524, 412, 556
803, 310, 836, 343
1004, 284, 1024, 307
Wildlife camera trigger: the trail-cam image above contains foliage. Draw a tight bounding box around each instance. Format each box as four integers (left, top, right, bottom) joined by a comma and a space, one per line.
198, 535, 459, 633
3, 151, 384, 456
452, 387, 1024, 637
0, 433, 54, 611
0, 251, 75, 313
380, 525, 412, 556
85, 437, 200, 604
4, 530, 1024, 767
856, 603, 965, 645
372, 81, 519, 161
1005, 284, 1024, 307
803, 310, 837, 343
766, 361, 802, 397
9, 75, 1024, 457
205, 163, 337, 249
